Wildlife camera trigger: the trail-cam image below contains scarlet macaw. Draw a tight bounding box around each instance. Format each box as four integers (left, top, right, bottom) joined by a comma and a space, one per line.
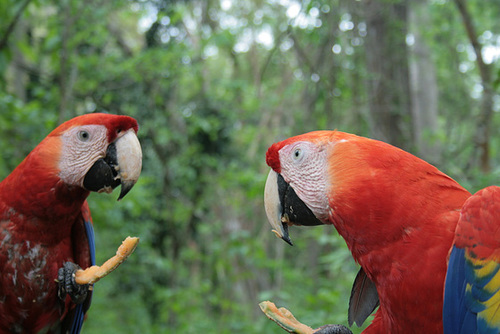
443, 185, 500, 334
263, 131, 470, 333
0, 113, 142, 333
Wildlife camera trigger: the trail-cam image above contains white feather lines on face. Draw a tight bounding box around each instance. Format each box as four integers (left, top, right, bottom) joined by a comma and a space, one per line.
278, 141, 331, 221
58, 125, 109, 187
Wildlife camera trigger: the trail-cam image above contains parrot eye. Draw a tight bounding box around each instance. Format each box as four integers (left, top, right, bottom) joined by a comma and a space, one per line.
293, 147, 303, 161
77, 130, 91, 142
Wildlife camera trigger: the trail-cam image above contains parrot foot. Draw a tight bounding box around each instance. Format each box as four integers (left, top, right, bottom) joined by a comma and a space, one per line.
57, 262, 90, 304
313, 325, 353, 334
259, 301, 354, 334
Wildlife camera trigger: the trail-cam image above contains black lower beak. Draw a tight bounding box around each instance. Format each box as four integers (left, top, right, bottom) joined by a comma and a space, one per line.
278, 174, 323, 227
83, 143, 120, 194
281, 222, 293, 246
264, 170, 322, 247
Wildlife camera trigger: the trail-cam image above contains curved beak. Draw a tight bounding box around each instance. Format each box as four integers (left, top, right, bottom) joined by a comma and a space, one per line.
264, 169, 324, 246
114, 130, 142, 200
264, 169, 293, 246
83, 129, 142, 200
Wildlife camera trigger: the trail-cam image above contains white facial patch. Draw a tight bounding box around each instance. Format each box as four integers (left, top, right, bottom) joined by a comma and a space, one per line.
279, 141, 330, 221
58, 125, 109, 187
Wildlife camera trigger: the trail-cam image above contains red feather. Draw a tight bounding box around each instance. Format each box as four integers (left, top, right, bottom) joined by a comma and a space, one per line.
0, 113, 137, 333
266, 131, 471, 333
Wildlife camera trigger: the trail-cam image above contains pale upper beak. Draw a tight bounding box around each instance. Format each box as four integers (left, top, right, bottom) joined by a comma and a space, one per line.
115, 129, 142, 200
264, 169, 293, 245
83, 129, 142, 200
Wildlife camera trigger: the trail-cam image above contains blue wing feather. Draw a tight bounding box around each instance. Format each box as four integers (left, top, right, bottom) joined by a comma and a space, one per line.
70, 218, 96, 334
84, 220, 96, 265
444, 246, 477, 334
443, 186, 500, 334
465, 261, 500, 306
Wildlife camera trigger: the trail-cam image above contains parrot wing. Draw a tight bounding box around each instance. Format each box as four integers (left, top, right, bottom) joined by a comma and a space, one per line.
60, 201, 96, 334
443, 185, 500, 334
348, 267, 379, 327
264, 131, 471, 333
0, 113, 142, 333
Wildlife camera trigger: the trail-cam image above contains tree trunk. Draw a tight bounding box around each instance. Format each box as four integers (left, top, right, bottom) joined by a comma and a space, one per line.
408, 0, 440, 163
8, 17, 28, 102
58, 0, 78, 124
453, 0, 494, 173
362, 0, 412, 150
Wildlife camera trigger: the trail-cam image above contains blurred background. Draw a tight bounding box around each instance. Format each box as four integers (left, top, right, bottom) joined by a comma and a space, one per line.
0, 0, 499, 332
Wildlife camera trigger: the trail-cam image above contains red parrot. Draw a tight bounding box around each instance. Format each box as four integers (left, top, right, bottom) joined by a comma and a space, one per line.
0, 113, 142, 333
263, 131, 471, 333
443, 185, 500, 334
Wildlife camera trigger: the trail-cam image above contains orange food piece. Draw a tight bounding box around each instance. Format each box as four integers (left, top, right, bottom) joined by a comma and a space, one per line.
259, 301, 314, 334
75, 236, 139, 285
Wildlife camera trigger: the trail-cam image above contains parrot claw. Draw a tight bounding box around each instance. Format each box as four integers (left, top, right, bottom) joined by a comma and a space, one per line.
57, 262, 90, 304
313, 325, 353, 334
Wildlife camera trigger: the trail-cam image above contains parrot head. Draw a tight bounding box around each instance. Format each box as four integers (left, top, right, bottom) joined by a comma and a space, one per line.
263, 130, 457, 247
265, 131, 472, 332
264, 131, 336, 245
34, 113, 142, 200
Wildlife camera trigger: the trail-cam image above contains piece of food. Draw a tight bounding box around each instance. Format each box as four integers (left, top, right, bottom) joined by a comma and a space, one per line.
75, 236, 139, 285
259, 301, 314, 334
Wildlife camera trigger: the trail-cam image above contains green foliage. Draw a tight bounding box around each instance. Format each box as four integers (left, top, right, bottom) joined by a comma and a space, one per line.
0, 0, 498, 333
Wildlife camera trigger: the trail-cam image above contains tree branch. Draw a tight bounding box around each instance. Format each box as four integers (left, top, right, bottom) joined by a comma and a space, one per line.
453, 0, 493, 172
453, 0, 489, 84
0, 0, 32, 51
